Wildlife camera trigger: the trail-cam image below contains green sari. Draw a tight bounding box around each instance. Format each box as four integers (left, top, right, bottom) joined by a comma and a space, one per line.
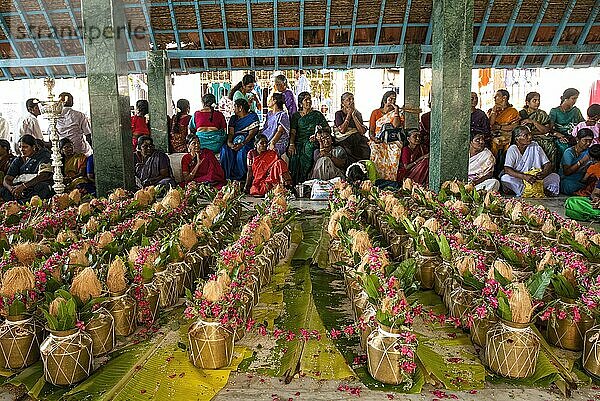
289, 110, 328, 183
520, 108, 557, 168
565, 196, 600, 221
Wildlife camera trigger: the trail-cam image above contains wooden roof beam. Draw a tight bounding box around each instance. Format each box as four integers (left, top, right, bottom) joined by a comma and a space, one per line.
139, 0, 157, 49
542, 0, 577, 68
246, 1, 255, 69
322, 0, 332, 68
347, 0, 360, 69
516, 0, 549, 68
218, 0, 232, 69
472, 0, 494, 64
566, 1, 599, 67
492, 0, 524, 68
299, 0, 305, 69
167, 0, 186, 72
273, 0, 278, 70
192, 1, 208, 70
396, 0, 413, 66
11, 0, 54, 77
371, 0, 388, 67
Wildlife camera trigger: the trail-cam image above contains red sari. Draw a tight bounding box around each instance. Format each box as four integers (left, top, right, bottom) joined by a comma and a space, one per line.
397, 144, 429, 185
181, 149, 226, 188
248, 149, 290, 196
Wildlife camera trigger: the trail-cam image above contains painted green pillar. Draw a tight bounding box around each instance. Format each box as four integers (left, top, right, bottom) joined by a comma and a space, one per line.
403, 44, 421, 130
82, 0, 134, 196
429, 0, 474, 192
147, 50, 172, 153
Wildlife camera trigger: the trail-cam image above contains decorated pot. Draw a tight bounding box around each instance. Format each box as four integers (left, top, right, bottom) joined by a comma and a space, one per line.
40, 328, 93, 386
486, 319, 539, 378
359, 306, 376, 352
583, 324, 600, 377
390, 234, 409, 261
367, 324, 417, 386
416, 252, 439, 290
546, 300, 595, 351
188, 319, 234, 369
433, 261, 451, 297
235, 290, 254, 341
0, 315, 43, 369
471, 315, 497, 348
133, 281, 160, 324
168, 261, 193, 296
104, 292, 137, 337
154, 270, 179, 308
449, 285, 478, 322
84, 308, 115, 356
184, 251, 205, 283
352, 291, 370, 323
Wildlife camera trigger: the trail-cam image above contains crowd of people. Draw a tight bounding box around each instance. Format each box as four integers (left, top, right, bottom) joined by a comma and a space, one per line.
2, 76, 600, 218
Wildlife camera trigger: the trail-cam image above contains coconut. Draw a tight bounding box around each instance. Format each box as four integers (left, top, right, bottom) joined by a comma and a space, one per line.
423, 218, 441, 233
390, 203, 407, 220
473, 213, 499, 232
78, 202, 91, 217
205, 205, 221, 222
12, 242, 38, 265
161, 189, 181, 209
202, 280, 225, 302
70, 267, 103, 302
591, 233, 600, 247
3, 201, 20, 217
454, 233, 466, 245
145, 186, 156, 199
381, 296, 392, 314
360, 180, 373, 193
97, 231, 114, 249
68, 248, 89, 267
49, 297, 67, 317
510, 202, 523, 222
327, 208, 350, 239
134, 189, 152, 206
349, 229, 372, 256
402, 178, 413, 191
107, 258, 128, 294
456, 255, 476, 276
537, 251, 557, 271
68, 189, 81, 204
132, 218, 147, 232
575, 231, 589, 247
0, 266, 35, 297
128, 247, 140, 265
216, 270, 231, 290
339, 186, 353, 200
489, 260, 514, 281
53, 193, 71, 210
358, 249, 390, 274
273, 195, 288, 210
464, 183, 474, 193
508, 283, 533, 324
152, 202, 166, 214
29, 196, 43, 208
413, 216, 425, 228
57, 229, 77, 244
452, 200, 468, 214
84, 217, 99, 233
561, 267, 578, 289
179, 224, 198, 251
108, 188, 127, 202
448, 180, 460, 194
541, 219, 555, 234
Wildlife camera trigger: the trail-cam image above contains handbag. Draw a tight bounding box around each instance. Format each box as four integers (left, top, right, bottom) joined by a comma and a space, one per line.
376, 123, 405, 143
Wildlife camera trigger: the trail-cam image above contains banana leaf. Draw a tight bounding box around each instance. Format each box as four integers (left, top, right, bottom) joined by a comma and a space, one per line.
551, 275, 578, 299
526, 268, 553, 300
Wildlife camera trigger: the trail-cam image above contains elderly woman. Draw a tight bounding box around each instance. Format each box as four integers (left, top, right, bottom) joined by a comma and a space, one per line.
274, 74, 297, 119
261, 92, 290, 157
489, 89, 520, 157
559, 128, 594, 195
221, 98, 260, 181
245, 134, 292, 196
500, 126, 560, 197
334, 92, 370, 165
468, 132, 499, 191
1, 134, 52, 201
396, 129, 429, 185
0, 139, 15, 184
134, 135, 176, 189
288, 92, 328, 183
368, 91, 404, 181
311, 126, 346, 181
189, 93, 228, 155
181, 134, 225, 188
60, 138, 95, 194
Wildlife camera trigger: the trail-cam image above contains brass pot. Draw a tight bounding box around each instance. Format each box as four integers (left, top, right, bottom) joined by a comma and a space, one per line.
85, 308, 115, 356
449, 285, 478, 322
256, 255, 272, 288
442, 275, 456, 310
184, 251, 205, 283
390, 234, 409, 261
416, 253, 439, 290
188, 320, 234, 369
471, 315, 497, 348
485, 319, 539, 378
40, 329, 93, 386
235, 290, 253, 341
168, 261, 193, 296
352, 291, 370, 322
154, 270, 179, 308
546, 301, 595, 351
104, 292, 137, 337
434, 261, 451, 297
367, 324, 417, 386
582, 324, 600, 377
133, 282, 160, 324
359, 306, 376, 352
0, 315, 43, 369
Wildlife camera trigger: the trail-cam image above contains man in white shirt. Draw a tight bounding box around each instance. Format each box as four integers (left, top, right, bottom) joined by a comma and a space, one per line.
295, 70, 311, 100
18, 98, 43, 141
0, 113, 9, 141
56, 92, 92, 155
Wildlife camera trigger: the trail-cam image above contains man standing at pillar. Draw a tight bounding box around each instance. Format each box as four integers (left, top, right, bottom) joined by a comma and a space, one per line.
18, 98, 44, 141
56, 92, 92, 155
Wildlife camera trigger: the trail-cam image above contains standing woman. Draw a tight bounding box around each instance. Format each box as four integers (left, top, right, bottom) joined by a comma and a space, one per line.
368, 91, 404, 181
274, 74, 297, 119
550, 88, 585, 156
261, 93, 290, 157
189, 93, 228, 155
221, 99, 260, 181
334, 92, 370, 165
131, 99, 150, 149
169, 99, 191, 153
288, 92, 328, 184
229, 74, 261, 114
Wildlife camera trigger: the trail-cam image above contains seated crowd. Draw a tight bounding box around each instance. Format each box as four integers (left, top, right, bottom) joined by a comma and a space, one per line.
3, 79, 600, 207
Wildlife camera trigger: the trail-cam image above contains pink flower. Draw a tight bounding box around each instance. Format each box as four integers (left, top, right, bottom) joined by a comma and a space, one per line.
330, 328, 341, 339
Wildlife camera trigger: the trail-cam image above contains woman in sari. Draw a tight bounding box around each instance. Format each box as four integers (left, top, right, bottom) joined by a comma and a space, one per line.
169, 99, 191, 153
559, 128, 594, 195
0, 139, 15, 185
134, 136, 177, 189
500, 126, 560, 197
396, 130, 429, 185
131, 99, 150, 149
489, 89, 520, 157
189, 93, 228, 155
334, 92, 370, 165
468, 133, 499, 191
274, 74, 297, 120
229, 74, 261, 114
288, 92, 328, 183
245, 134, 293, 196
311, 127, 347, 181
1, 134, 53, 202
261, 93, 290, 157
519, 91, 556, 169
181, 134, 225, 189
60, 138, 95, 194
368, 91, 404, 181
550, 88, 585, 158
221, 99, 260, 181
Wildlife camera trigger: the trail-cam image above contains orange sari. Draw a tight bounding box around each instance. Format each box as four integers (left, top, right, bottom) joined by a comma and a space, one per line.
491, 107, 519, 156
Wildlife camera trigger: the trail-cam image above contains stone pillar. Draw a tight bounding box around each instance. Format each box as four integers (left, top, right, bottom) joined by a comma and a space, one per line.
82, 0, 134, 196
403, 44, 421, 130
147, 50, 172, 153
429, 0, 474, 192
